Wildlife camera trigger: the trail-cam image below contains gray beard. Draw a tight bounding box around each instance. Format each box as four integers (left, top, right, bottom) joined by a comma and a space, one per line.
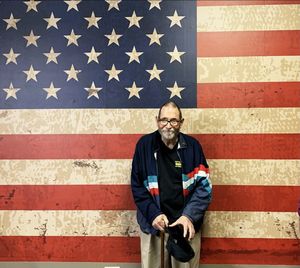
159, 128, 179, 141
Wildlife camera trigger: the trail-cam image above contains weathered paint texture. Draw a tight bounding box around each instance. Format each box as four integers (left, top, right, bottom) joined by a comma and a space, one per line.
0, 0, 299, 266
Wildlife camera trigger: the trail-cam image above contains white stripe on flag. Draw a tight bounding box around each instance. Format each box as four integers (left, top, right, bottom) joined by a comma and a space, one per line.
0, 210, 298, 239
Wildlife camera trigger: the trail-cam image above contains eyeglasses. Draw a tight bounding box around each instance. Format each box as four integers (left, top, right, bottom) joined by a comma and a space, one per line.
158, 118, 183, 127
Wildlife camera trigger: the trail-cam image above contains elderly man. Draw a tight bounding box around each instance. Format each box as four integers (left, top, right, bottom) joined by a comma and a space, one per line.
131, 101, 212, 268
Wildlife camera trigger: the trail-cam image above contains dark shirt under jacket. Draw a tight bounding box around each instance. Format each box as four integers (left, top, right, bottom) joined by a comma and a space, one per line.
157, 138, 184, 223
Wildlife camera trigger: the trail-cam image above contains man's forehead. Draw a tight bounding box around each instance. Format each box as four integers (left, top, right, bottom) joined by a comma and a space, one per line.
160, 105, 180, 117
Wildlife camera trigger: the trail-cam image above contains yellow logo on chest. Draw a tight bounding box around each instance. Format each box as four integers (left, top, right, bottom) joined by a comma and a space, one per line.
175, 161, 182, 168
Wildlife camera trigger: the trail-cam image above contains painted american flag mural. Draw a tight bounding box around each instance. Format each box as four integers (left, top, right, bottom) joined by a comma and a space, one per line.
0, 0, 299, 267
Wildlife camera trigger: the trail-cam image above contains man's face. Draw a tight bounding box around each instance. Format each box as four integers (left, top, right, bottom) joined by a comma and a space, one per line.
157, 105, 183, 141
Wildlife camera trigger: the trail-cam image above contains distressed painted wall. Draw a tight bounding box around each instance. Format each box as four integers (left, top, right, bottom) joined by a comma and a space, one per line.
0, 0, 299, 267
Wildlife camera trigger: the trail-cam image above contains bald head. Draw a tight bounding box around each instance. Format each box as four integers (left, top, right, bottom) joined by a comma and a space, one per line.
158, 101, 182, 120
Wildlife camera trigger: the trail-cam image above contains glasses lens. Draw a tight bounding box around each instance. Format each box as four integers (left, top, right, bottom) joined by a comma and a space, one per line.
170, 119, 179, 126
159, 119, 167, 125
159, 119, 180, 127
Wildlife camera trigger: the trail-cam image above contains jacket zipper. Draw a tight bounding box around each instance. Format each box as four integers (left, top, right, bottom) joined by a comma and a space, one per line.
154, 150, 161, 209
176, 147, 186, 203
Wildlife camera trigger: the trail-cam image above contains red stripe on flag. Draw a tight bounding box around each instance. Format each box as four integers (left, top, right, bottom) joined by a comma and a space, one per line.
0, 134, 140, 160
0, 134, 299, 160
0, 185, 298, 212
210, 185, 300, 212
197, 82, 300, 108
197, 31, 300, 57
0, 236, 141, 262
196, 134, 300, 159
201, 238, 300, 265
0, 236, 299, 264
197, 0, 300, 6
0, 185, 136, 210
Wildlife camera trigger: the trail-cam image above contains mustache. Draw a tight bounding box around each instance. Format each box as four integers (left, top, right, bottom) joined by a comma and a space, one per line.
160, 129, 179, 137
161, 128, 177, 132
162, 129, 175, 132
161, 129, 176, 135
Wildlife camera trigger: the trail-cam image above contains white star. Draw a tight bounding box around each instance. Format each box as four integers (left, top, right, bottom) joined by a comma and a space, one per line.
3, 13, 20, 30
23, 30, 40, 47
23, 65, 40, 82
44, 12, 61, 29
105, 64, 123, 81
84, 11, 101, 29
126, 82, 143, 99
167, 46, 186, 63
105, 28, 122, 46
146, 64, 164, 81
167, 10, 185, 28
85, 47, 102, 64
125, 46, 143, 64
126, 11, 143, 28
84, 82, 102, 99
64, 29, 81, 46
105, 0, 121, 11
43, 82, 61, 99
64, 0, 81, 11
43, 47, 61, 64
64, 64, 81, 81
23, 0, 41, 12
167, 81, 185, 99
3, 48, 20, 65
148, 0, 162, 10
146, 28, 164, 46
3, 83, 20, 100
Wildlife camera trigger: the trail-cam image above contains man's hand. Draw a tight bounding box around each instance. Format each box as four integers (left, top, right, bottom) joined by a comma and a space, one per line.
152, 214, 169, 231
169, 215, 195, 240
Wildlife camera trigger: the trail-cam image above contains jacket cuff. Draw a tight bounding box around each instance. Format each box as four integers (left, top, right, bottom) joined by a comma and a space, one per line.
149, 211, 163, 225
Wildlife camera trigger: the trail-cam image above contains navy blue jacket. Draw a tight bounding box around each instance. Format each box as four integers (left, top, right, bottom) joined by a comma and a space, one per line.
131, 130, 212, 235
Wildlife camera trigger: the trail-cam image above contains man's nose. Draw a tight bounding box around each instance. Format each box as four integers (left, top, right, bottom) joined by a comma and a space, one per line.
165, 122, 173, 128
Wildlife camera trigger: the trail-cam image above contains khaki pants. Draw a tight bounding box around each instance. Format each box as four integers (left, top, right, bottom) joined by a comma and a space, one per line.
140, 231, 201, 268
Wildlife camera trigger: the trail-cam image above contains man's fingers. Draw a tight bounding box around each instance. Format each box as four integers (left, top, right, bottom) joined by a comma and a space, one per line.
187, 224, 195, 240
183, 225, 187, 238
157, 225, 165, 231
154, 222, 164, 231
189, 228, 193, 240
152, 214, 169, 231
168, 218, 179, 227
188, 228, 194, 240
162, 216, 169, 226
168, 221, 177, 227
168, 217, 195, 240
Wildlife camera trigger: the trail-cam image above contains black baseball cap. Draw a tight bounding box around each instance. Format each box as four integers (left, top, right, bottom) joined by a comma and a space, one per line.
166, 225, 195, 262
